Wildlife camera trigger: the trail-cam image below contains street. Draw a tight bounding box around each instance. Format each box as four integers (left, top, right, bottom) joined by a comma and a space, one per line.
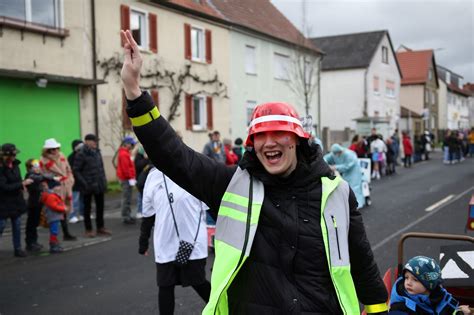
1, 152, 473, 315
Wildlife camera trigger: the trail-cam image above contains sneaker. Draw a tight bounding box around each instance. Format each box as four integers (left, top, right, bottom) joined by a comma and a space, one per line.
63, 234, 77, 241
122, 217, 136, 225
14, 249, 27, 257
26, 243, 43, 252
97, 228, 112, 236
85, 230, 96, 238
49, 243, 64, 254
136, 213, 143, 219
69, 216, 79, 224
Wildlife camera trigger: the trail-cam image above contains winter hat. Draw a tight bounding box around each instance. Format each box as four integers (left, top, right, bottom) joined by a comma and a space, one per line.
331, 143, 344, 154
85, 134, 98, 142
43, 138, 61, 149
1, 143, 20, 156
122, 136, 137, 145
71, 139, 83, 151
47, 179, 61, 190
234, 138, 243, 146
403, 256, 442, 291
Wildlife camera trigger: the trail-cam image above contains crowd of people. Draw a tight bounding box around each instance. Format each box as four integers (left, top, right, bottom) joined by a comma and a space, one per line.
0, 134, 111, 257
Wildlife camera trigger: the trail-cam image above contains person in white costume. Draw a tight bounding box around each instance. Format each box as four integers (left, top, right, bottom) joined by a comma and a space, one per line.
138, 167, 211, 314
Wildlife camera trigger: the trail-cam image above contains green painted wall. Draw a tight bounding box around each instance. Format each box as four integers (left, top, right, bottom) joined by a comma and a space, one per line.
0, 78, 81, 176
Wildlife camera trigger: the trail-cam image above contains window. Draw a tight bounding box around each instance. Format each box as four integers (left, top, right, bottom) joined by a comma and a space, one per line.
274, 53, 290, 80
245, 45, 257, 75
425, 89, 429, 104
382, 46, 388, 64
431, 91, 436, 105
191, 26, 205, 62
385, 80, 395, 98
192, 95, 207, 130
0, 0, 62, 28
458, 78, 463, 89
446, 72, 451, 84
428, 69, 433, 81
246, 101, 257, 126
130, 9, 147, 49
373, 76, 380, 94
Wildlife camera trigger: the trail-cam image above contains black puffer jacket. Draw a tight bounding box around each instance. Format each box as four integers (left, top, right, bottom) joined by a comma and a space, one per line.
0, 159, 27, 219
127, 92, 387, 314
73, 145, 107, 194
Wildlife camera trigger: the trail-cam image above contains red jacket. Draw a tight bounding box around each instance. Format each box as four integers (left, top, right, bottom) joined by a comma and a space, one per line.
41, 191, 66, 213
116, 147, 136, 180
402, 136, 413, 155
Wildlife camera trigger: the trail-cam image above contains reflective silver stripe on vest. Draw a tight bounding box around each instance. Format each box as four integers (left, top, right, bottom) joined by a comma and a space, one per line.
323, 180, 351, 267
215, 168, 264, 257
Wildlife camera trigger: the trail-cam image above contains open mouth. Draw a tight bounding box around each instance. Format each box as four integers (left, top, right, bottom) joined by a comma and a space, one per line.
264, 151, 282, 162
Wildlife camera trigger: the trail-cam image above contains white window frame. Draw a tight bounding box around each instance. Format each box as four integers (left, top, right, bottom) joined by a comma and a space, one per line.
246, 100, 257, 126
245, 45, 257, 75
130, 7, 148, 51
192, 95, 207, 130
446, 72, 451, 84
382, 46, 388, 64
8, 0, 64, 28
458, 78, 463, 89
373, 75, 380, 95
191, 25, 205, 63
385, 80, 395, 98
274, 52, 290, 80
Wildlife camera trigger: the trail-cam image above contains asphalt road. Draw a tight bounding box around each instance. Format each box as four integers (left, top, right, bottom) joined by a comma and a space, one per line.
1, 152, 473, 315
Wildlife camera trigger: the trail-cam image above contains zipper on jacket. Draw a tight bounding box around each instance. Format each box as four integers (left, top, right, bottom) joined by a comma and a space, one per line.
331, 215, 342, 260
214, 177, 253, 314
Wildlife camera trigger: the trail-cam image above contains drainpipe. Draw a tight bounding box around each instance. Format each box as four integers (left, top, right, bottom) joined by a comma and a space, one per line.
317, 55, 323, 137
91, 0, 99, 138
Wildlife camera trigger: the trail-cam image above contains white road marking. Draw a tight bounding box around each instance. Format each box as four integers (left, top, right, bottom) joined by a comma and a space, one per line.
425, 194, 455, 212
373, 185, 474, 252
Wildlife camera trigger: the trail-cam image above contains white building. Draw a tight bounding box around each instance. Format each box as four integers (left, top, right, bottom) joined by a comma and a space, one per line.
437, 66, 470, 130
312, 30, 402, 141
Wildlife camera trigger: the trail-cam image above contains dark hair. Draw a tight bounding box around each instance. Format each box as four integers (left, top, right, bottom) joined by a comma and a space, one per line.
351, 135, 359, 143
25, 159, 35, 171
234, 138, 243, 146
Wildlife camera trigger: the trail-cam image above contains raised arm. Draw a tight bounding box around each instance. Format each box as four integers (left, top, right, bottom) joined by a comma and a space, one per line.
120, 30, 234, 210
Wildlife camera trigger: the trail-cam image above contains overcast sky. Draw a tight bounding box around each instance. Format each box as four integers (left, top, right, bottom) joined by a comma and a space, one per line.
271, 0, 474, 83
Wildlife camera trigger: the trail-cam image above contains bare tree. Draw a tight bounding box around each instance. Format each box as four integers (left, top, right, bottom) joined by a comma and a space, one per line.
98, 54, 227, 123
286, 0, 322, 135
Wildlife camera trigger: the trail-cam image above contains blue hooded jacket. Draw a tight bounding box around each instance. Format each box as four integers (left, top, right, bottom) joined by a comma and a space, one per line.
389, 277, 459, 315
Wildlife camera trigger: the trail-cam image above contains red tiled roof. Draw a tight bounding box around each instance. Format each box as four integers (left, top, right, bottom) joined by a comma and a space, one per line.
448, 82, 470, 97
158, 0, 320, 52
166, 0, 224, 19
396, 50, 433, 85
463, 83, 474, 95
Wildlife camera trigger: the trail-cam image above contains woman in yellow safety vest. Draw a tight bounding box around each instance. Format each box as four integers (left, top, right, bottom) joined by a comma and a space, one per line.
120, 30, 389, 315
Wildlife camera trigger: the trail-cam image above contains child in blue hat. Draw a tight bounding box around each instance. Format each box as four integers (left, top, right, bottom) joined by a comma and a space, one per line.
389, 256, 471, 314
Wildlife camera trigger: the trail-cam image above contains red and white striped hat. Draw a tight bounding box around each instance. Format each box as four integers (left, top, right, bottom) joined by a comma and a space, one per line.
245, 102, 309, 146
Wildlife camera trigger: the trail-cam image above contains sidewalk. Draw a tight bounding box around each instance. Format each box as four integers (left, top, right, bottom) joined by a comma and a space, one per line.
0, 191, 137, 260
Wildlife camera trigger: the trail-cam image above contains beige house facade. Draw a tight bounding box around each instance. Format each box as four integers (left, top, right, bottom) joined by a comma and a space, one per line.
94, 0, 230, 178
0, 0, 99, 174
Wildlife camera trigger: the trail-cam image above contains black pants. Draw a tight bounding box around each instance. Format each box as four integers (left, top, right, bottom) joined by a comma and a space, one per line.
158, 281, 211, 315
25, 204, 42, 246
83, 192, 104, 231
404, 155, 412, 167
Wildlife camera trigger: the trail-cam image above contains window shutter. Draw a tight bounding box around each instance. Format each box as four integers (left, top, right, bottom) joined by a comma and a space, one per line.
206, 96, 213, 130
205, 29, 212, 64
184, 23, 191, 60
151, 89, 159, 110
185, 94, 193, 130
122, 89, 132, 130
120, 5, 130, 47
149, 13, 158, 53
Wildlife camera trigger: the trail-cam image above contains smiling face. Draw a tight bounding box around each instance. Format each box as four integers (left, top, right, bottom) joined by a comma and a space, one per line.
404, 271, 429, 295
253, 131, 298, 177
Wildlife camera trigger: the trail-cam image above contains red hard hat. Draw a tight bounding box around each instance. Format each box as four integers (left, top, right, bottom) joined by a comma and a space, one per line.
245, 102, 309, 147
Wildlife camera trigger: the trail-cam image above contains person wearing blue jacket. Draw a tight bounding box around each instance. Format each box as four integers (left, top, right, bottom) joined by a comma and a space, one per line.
389, 256, 471, 315
324, 143, 365, 209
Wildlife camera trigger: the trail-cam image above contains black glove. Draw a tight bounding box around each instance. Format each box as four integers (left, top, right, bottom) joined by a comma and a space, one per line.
138, 215, 155, 255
